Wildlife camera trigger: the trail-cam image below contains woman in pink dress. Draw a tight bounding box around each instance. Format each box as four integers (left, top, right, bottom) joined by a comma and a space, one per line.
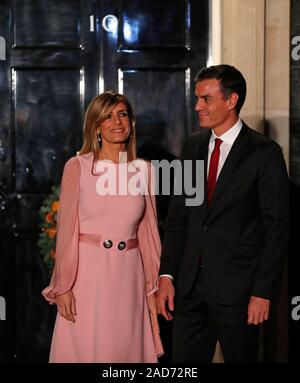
42, 91, 164, 362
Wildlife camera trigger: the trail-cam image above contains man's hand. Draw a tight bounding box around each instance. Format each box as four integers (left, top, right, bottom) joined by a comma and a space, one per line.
247, 295, 270, 325
157, 277, 175, 321
56, 290, 76, 323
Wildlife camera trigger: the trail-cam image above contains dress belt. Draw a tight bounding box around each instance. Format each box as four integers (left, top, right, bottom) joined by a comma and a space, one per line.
79, 233, 138, 251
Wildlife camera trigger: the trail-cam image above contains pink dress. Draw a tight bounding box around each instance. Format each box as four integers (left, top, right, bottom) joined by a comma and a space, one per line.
42, 153, 163, 363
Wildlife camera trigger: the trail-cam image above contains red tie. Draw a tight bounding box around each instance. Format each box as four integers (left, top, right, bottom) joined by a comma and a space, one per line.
207, 138, 222, 203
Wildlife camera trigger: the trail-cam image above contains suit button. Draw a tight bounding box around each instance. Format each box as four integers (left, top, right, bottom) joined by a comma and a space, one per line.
203, 225, 208, 232
103, 239, 113, 249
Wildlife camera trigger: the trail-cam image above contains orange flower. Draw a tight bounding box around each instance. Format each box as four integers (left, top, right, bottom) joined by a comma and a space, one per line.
47, 227, 57, 239
51, 201, 60, 212
49, 249, 56, 259
45, 212, 54, 223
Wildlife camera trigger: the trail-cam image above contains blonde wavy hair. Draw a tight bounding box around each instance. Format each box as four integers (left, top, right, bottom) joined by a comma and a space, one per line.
79, 91, 136, 161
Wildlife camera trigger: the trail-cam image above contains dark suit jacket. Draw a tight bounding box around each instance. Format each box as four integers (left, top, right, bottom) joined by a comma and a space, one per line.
159, 122, 289, 305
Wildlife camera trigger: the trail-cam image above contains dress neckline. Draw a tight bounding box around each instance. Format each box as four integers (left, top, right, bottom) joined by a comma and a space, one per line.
96, 158, 130, 165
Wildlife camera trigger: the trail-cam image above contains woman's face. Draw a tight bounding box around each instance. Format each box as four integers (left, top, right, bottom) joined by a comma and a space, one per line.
97, 102, 131, 145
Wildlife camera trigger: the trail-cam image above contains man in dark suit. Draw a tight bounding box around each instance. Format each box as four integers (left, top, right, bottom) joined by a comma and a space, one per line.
157, 64, 289, 363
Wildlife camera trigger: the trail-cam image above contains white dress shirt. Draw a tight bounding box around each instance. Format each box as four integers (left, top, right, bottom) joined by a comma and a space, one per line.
160, 119, 243, 281
208, 119, 243, 179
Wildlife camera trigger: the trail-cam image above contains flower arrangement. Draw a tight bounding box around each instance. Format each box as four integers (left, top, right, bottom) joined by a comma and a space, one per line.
37, 185, 60, 272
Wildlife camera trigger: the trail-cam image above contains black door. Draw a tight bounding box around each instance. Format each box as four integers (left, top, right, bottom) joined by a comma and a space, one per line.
0, 0, 208, 361
99, 0, 208, 156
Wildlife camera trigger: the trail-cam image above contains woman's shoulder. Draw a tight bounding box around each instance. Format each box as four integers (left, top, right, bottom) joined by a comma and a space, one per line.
135, 157, 149, 163
65, 152, 93, 167
133, 157, 152, 168
64, 152, 92, 169
77, 152, 94, 162
63, 155, 81, 174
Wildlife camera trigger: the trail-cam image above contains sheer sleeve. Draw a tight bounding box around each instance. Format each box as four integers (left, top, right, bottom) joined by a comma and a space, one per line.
137, 162, 161, 296
137, 161, 164, 357
42, 156, 80, 303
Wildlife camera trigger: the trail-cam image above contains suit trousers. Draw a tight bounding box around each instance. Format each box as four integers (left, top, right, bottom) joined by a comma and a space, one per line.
172, 267, 259, 363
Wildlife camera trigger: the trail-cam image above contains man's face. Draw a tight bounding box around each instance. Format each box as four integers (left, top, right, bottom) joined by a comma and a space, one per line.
194, 79, 234, 130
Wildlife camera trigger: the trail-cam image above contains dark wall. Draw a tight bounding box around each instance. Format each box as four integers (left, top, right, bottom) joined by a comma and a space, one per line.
290, 0, 300, 364
0, 0, 209, 362
291, 0, 300, 183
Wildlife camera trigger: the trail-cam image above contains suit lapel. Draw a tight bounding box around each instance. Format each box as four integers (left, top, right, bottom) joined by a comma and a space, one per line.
195, 130, 211, 210
206, 124, 251, 214
196, 130, 211, 171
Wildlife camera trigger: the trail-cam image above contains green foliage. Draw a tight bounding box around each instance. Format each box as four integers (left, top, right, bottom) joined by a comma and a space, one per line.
37, 185, 60, 272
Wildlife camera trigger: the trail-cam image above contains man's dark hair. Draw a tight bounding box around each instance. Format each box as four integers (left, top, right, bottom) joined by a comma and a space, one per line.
194, 64, 247, 114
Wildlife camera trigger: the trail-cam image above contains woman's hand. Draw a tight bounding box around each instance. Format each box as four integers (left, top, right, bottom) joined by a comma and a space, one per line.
147, 294, 160, 334
56, 290, 76, 323
157, 276, 175, 321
